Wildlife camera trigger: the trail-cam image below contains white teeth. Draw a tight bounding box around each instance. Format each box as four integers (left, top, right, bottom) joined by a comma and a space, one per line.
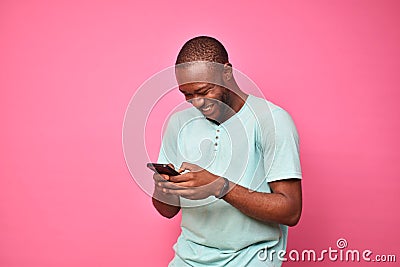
202, 104, 213, 112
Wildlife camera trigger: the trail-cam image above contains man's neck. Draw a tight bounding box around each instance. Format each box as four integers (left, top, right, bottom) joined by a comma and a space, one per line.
230, 90, 248, 113
215, 90, 248, 124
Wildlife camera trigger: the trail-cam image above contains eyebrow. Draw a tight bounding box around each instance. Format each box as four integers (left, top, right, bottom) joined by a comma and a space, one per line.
179, 84, 212, 94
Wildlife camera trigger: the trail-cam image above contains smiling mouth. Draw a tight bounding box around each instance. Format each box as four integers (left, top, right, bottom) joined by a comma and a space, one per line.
201, 103, 214, 113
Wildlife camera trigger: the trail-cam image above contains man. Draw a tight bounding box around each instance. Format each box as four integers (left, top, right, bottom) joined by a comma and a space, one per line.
152, 36, 302, 266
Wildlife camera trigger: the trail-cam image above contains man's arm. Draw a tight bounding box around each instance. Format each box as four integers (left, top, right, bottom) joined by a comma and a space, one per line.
152, 173, 181, 219
221, 178, 302, 226
163, 162, 302, 226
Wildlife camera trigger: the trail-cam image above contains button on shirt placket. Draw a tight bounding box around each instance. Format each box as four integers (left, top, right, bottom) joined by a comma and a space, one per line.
214, 128, 220, 152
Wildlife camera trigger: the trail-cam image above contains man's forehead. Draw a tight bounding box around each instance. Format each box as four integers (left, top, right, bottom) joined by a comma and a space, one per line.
175, 62, 221, 85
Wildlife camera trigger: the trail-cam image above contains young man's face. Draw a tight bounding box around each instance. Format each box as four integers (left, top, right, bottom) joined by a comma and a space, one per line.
176, 62, 231, 123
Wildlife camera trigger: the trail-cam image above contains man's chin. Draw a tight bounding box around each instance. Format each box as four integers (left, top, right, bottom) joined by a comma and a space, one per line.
198, 103, 223, 123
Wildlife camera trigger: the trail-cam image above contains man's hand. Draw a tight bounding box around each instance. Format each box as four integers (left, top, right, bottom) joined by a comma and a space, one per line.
153, 162, 302, 226
152, 164, 181, 218
157, 162, 224, 200
152, 164, 180, 204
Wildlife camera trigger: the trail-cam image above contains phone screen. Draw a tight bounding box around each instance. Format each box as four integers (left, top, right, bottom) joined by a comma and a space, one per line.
147, 163, 180, 176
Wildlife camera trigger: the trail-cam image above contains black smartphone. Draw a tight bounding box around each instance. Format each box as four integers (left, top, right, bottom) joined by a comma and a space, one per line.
147, 163, 180, 176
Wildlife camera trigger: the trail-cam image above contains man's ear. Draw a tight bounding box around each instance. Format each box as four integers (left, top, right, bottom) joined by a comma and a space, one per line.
223, 63, 233, 82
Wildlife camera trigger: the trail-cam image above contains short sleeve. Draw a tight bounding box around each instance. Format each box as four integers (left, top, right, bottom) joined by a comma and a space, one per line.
262, 108, 302, 183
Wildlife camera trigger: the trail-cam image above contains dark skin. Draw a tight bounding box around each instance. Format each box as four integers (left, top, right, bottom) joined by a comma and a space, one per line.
152, 62, 302, 226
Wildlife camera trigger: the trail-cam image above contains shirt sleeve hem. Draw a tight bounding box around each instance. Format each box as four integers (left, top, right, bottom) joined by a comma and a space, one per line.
267, 174, 302, 183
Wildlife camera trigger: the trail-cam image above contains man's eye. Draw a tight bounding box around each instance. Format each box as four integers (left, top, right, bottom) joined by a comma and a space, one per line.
207, 85, 216, 93
202, 89, 212, 95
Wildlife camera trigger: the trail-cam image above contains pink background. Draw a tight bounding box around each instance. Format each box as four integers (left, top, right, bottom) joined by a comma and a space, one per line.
1, 1, 399, 266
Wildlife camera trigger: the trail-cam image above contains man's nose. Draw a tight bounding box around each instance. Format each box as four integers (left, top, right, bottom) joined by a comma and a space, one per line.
190, 97, 205, 108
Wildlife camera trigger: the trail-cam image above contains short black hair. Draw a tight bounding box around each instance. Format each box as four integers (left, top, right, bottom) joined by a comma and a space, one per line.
176, 36, 229, 65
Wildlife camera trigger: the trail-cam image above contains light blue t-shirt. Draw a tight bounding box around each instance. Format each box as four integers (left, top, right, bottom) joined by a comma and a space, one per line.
158, 95, 302, 267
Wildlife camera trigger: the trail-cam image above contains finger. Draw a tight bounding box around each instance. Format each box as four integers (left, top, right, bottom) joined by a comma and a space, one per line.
159, 181, 187, 190
168, 173, 191, 183
162, 187, 194, 196
153, 173, 169, 182
161, 174, 170, 181
177, 162, 187, 173
162, 188, 181, 196
178, 162, 197, 173
170, 189, 196, 198
167, 163, 175, 169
